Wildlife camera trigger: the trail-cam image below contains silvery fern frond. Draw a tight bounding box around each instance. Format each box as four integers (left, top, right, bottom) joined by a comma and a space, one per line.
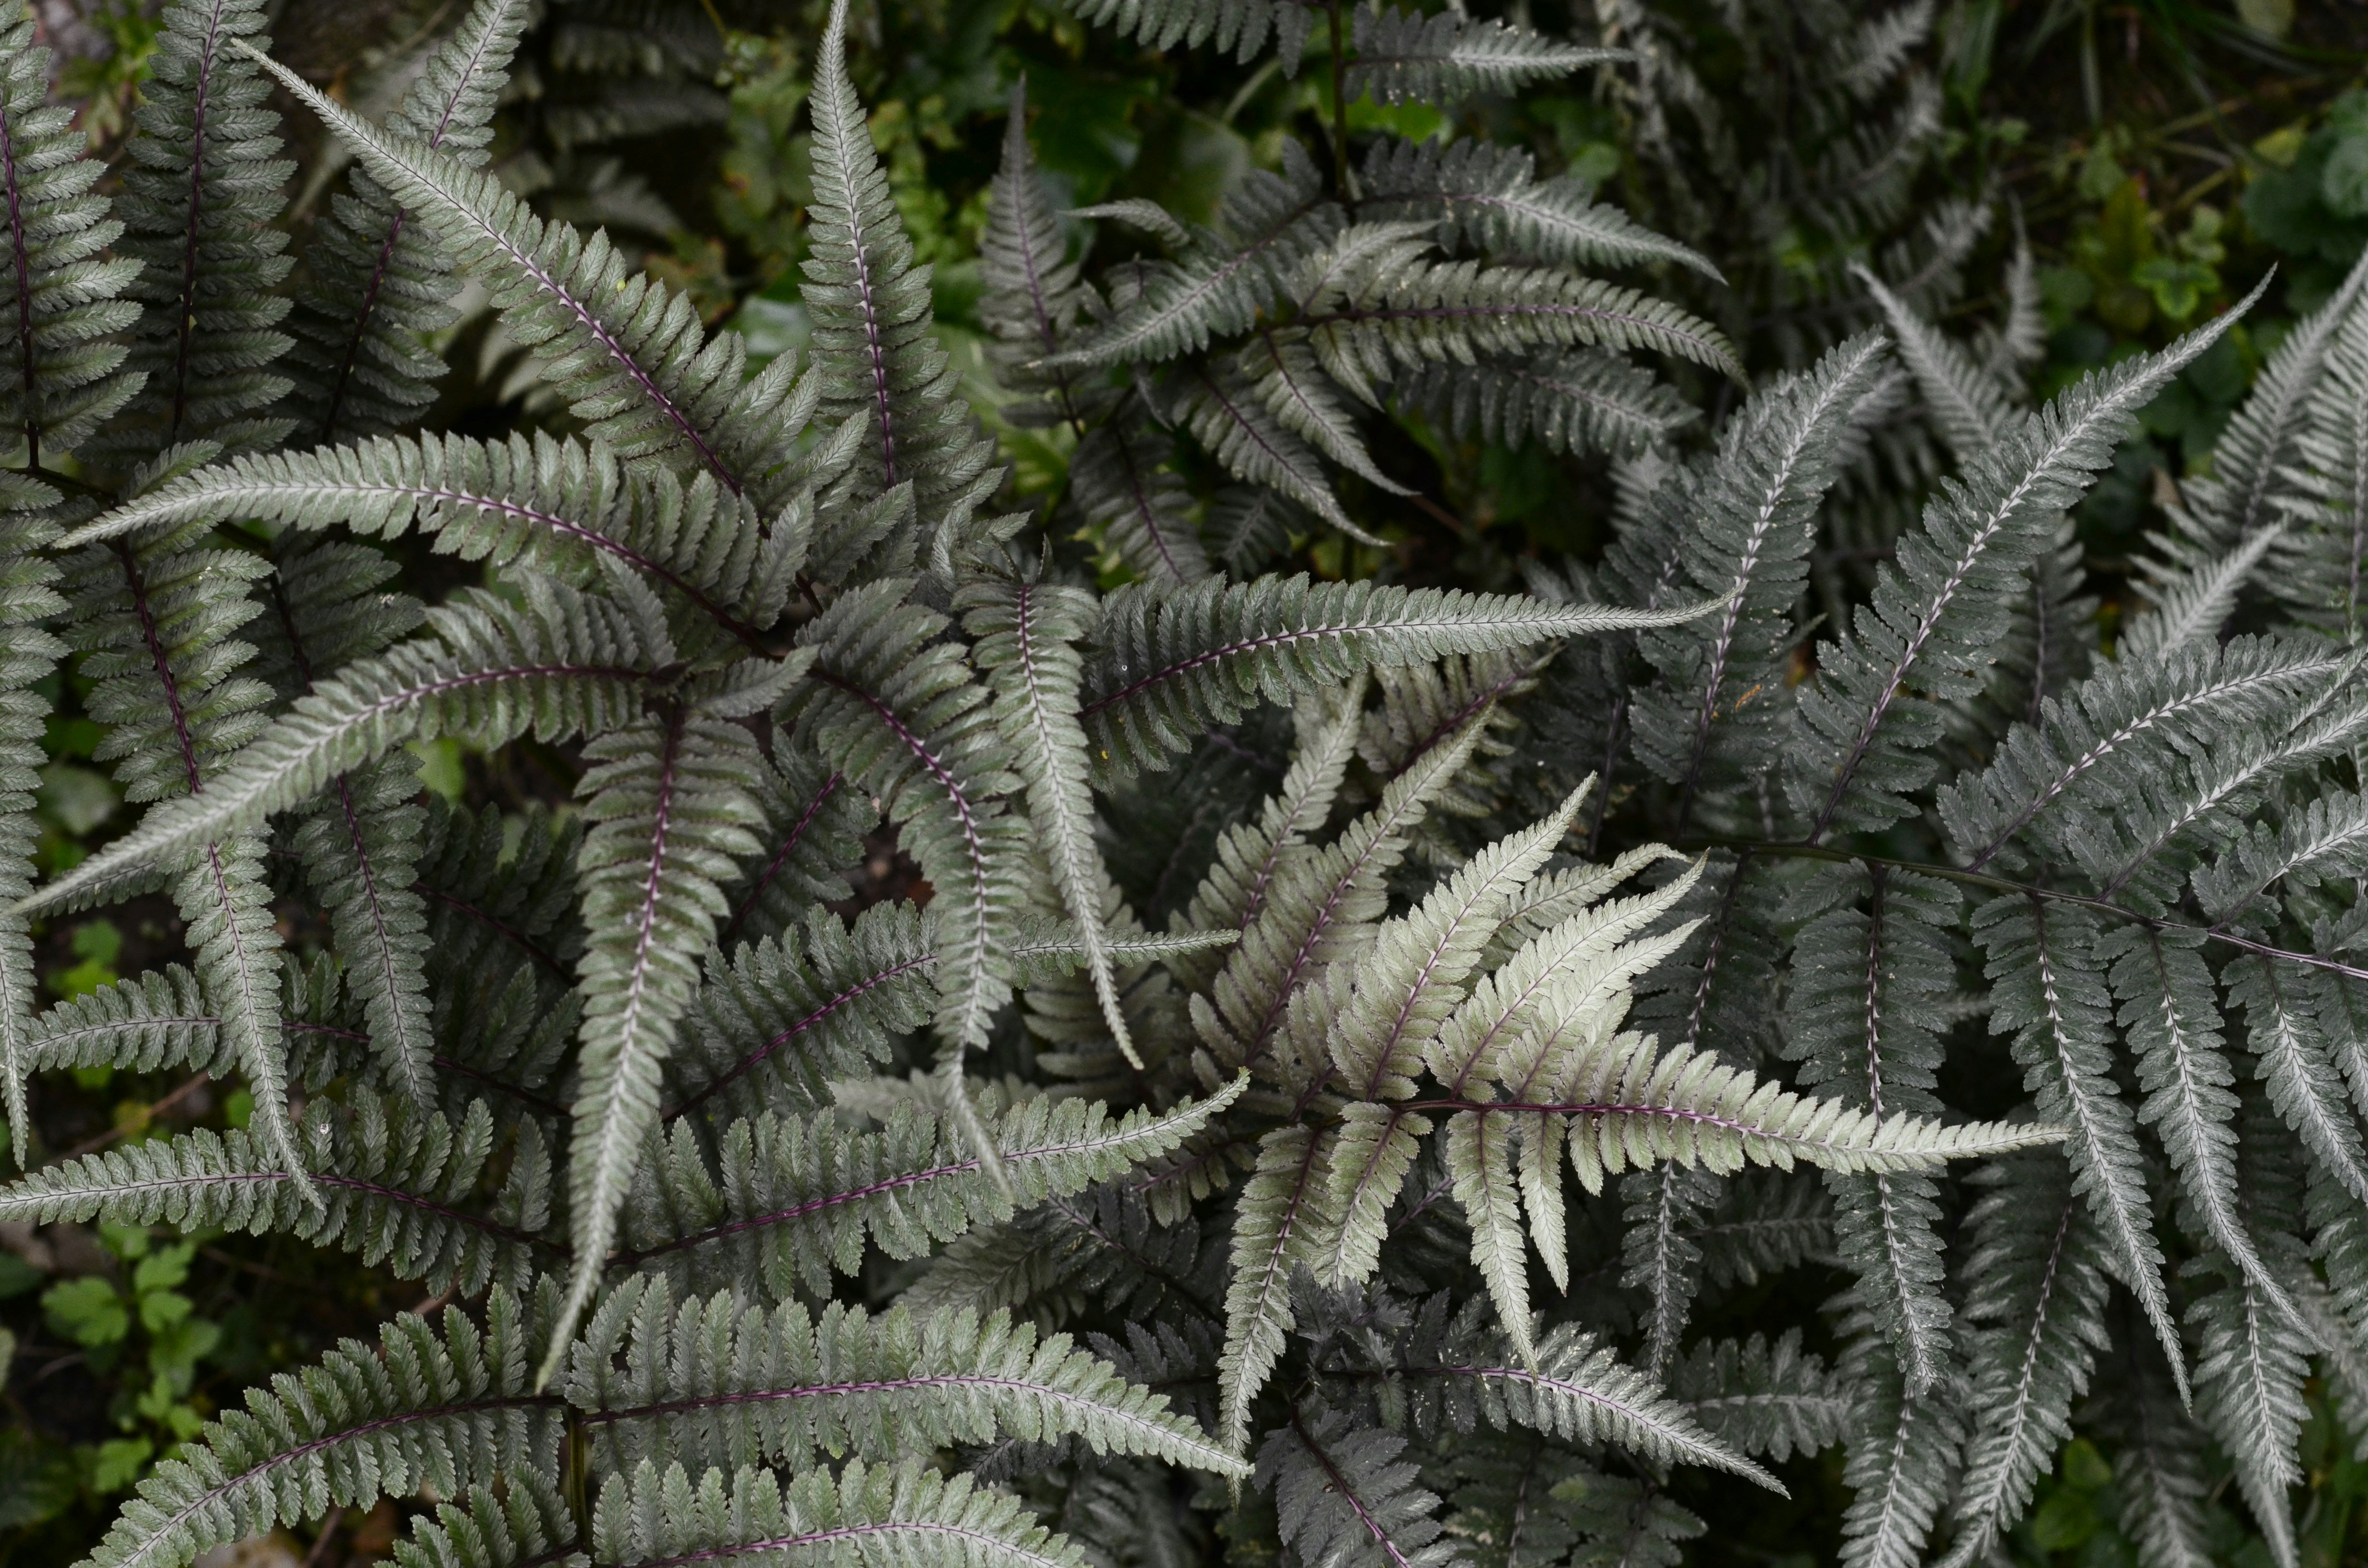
80, 1288, 561, 1568
2276, 276, 2368, 642
1051, 144, 1342, 369
0, 1090, 554, 1297
568, 1286, 1246, 1479
803, 0, 999, 524
1396, 351, 1697, 462
1079, 574, 1724, 779
1360, 136, 1719, 278
550, 695, 776, 1378
1628, 331, 1889, 829
618, 1080, 1244, 1301
0, 15, 141, 466
104, 0, 292, 458
254, 56, 813, 511
1345, 8, 1622, 106
1789, 280, 2265, 841
591, 1459, 1088, 1568
281, 0, 527, 444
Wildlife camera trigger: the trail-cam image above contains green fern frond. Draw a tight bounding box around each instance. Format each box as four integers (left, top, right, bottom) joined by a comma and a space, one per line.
383, 1477, 580, 1568
1176, 360, 1367, 536
1065, 422, 1211, 588
0, 475, 62, 1153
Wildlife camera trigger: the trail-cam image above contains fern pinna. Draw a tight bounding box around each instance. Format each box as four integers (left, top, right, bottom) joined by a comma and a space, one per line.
1, 0, 2364, 1567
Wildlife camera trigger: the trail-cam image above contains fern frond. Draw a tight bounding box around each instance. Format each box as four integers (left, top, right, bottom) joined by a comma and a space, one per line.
0, 14, 140, 465
82, 1288, 560, 1568
2104, 925, 2300, 1328
1972, 895, 2185, 1394
570, 1288, 1246, 1479
0, 476, 60, 1153
0, 1090, 554, 1296
108, 0, 292, 454
62, 430, 800, 643
31, 576, 679, 910
591, 1458, 1084, 1568
804, 0, 997, 518
1066, 421, 1211, 588
1628, 332, 1888, 828
1780, 864, 1957, 1392
1361, 135, 1718, 278
253, 53, 807, 507
1398, 351, 1696, 462
1398, 1318, 1781, 1486
550, 698, 773, 1379
1177, 360, 1362, 535
964, 574, 1139, 1065
980, 81, 1102, 431
787, 579, 1030, 1068
1790, 282, 2265, 841
1941, 635, 2346, 876
1347, 8, 1620, 105
282, 0, 527, 443
1850, 262, 2011, 460
1937, 1153, 2109, 1568
381, 1477, 579, 1568
669, 902, 935, 1121
2277, 286, 2368, 641
1261, 1407, 1460, 1568
1080, 573, 1722, 778
620, 1080, 1244, 1298
1307, 245, 1741, 403
1051, 145, 1341, 368
1218, 1123, 1336, 1451
1668, 1331, 1850, 1461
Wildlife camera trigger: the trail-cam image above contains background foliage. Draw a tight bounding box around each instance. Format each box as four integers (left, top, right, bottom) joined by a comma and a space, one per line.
1, 0, 2365, 1563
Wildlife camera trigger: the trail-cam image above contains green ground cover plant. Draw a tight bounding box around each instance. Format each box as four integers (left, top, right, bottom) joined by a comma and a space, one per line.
0, 0, 2365, 1566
